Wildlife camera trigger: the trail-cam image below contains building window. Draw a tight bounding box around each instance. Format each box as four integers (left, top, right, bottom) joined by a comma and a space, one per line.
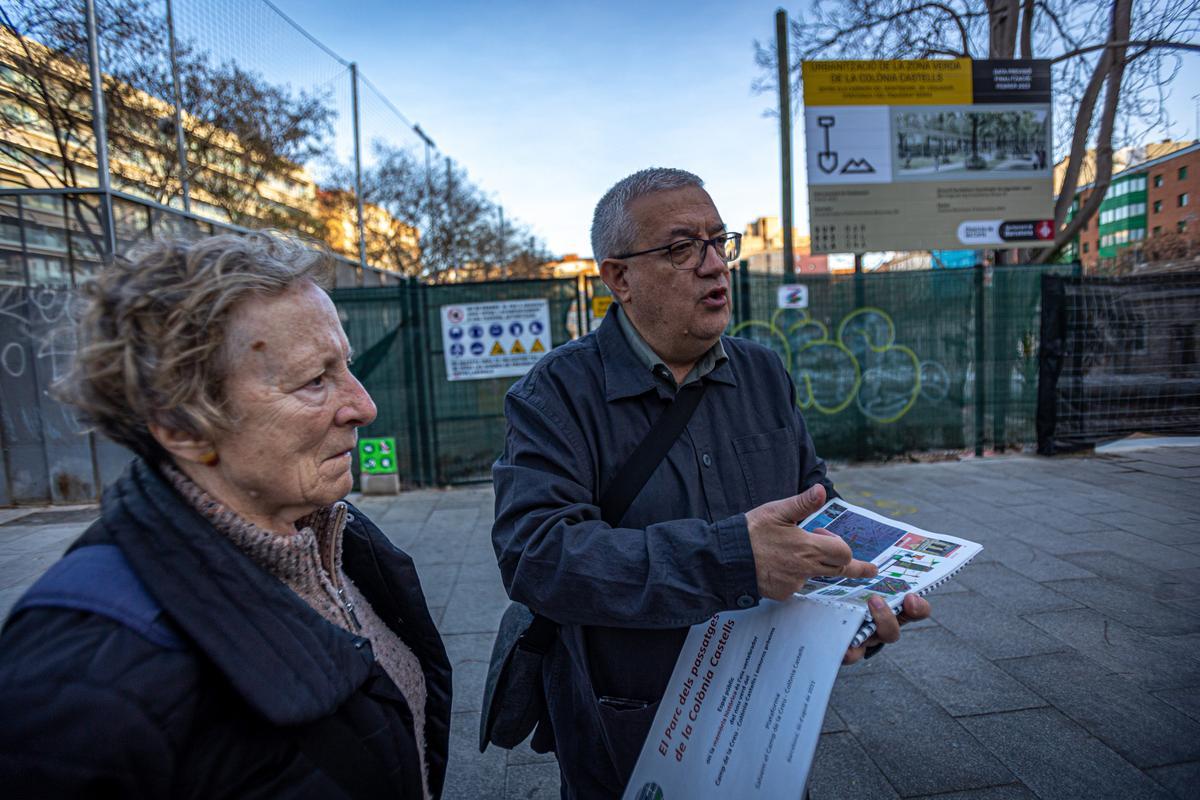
1153, 226, 1162, 236
1083, 242, 1089, 253
1181, 221, 1189, 233
1181, 166, 1189, 180
1154, 200, 1162, 213
1181, 193, 1190, 207
1154, 174, 1163, 187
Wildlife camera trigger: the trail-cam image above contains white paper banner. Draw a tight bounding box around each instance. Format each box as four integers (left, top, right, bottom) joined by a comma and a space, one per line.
623, 597, 864, 799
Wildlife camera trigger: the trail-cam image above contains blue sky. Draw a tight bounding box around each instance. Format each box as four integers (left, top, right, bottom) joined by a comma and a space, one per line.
271, 0, 1200, 257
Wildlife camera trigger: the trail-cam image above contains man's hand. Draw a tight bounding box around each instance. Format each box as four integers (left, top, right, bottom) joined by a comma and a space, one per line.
746, 485, 877, 601
842, 593, 932, 665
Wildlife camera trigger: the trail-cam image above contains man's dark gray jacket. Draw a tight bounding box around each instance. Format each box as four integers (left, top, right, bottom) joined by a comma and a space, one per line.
492, 311, 834, 798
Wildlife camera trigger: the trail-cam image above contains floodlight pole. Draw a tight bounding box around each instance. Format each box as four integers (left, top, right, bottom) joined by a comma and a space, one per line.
84, 0, 116, 260
776, 8, 794, 278
350, 62, 367, 274
413, 124, 436, 279
164, 0, 190, 213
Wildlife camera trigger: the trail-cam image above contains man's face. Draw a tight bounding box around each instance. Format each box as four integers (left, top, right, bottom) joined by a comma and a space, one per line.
607, 185, 731, 366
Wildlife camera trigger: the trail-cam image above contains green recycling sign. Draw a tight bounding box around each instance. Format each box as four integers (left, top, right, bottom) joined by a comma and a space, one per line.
358, 437, 397, 475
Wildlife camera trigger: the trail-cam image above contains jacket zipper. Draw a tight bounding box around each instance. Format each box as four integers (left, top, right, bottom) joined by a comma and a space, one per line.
336, 585, 363, 630
323, 502, 362, 632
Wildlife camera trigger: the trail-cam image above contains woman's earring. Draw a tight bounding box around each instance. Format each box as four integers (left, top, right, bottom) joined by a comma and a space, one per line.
199, 451, 219, 467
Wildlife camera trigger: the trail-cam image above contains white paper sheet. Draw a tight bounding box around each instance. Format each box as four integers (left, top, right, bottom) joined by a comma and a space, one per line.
623, 597, 865, 800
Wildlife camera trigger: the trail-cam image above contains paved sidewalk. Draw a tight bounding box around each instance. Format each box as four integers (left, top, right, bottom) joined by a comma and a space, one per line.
1, 447, 1198, 799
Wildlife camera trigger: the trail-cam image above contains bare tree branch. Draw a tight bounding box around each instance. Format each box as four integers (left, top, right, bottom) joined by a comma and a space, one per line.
1051, 38, 1200, 62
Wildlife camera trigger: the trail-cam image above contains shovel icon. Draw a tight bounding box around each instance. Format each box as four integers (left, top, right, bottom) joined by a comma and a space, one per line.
816, 116, 838, 174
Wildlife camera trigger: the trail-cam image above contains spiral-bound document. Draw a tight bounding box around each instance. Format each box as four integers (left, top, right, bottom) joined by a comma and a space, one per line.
623, 501, 981, 799
796, 499, 983, 648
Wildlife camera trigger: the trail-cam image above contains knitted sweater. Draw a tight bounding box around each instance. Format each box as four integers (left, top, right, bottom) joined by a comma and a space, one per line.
165, 466, 430, 799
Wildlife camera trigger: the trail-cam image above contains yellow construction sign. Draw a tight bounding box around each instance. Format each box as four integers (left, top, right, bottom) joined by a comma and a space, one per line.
802, 58, 972, 106
510, 340, 525, 354
530, 338, 545, 353
490, 341, 505, 356
592, 296, 613, 318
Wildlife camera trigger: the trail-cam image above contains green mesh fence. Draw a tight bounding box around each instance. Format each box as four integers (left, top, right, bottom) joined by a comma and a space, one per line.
334, 265, 1077, 487
724, 265, 1077, 460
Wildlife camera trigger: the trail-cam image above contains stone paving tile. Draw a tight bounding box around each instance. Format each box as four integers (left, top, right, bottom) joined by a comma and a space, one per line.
926, 591, 1069, 661
1097, 511, 1200, 546
439, 572, 509, 635
507, 740, 558, 767
1042, 577, 1200, 636
1007, 503, 1118, 534
819, 706, 846, 734
908, 787, 1037, 800
830, 670, 1012, 796
411, 563, 461, 610
880, 627, 1046, 717
959, 707, 1174, 800
0, 547, 67, 591
969, 538, 1098, 582
1067, 529, 1200, 570
996, 652, 1200, 768
0, 523, 87, 556
403, 530, 473, 567
456, 558, 504, 587
809, 731, 899, 800
504, 760, 560, 800
1008, 488, 1123, 515
442, 632, 495, 715
1146, 762, 1200, 800
444, 711, 508, 800
953, 563, 1081, 615
0, 508, 36, 526
1022, 607, 1200, 691
1152, 687, 1200, 724
1001, 524, 1113, 555
1117, 461, 1200, 479
1059, 553, 1200, 602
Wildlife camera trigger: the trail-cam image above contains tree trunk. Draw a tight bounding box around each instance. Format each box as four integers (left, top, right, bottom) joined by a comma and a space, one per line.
1039, 0, 1133, 265
1019, 0, 1035, 59
988, 0, 1021, 58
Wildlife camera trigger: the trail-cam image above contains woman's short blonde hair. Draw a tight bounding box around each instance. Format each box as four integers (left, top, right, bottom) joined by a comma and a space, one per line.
57, 231, 335, 459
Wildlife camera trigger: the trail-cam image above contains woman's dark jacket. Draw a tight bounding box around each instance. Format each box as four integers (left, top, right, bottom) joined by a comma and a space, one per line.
0, 459, 451, 798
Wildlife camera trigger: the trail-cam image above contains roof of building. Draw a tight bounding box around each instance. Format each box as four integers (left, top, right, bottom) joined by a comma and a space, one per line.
1073, 140, 1200, 194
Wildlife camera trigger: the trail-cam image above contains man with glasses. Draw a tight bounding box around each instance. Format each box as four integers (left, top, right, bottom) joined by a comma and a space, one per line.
492, 168, 929, 798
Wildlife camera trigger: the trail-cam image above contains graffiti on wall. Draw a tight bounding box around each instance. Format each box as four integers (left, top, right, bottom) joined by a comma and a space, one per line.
731, 307, 949, 424
0, 284, 85, 442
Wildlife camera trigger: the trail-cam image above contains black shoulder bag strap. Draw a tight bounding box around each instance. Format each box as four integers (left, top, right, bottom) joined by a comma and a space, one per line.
599, 380, 709, 527
521, 380, 710, 648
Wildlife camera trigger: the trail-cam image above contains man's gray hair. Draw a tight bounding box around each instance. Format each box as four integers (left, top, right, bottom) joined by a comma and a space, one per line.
590, 167, 704, 264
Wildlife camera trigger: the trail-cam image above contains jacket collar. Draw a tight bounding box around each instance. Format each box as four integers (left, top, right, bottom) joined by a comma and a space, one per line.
596, 306, 737, 402
101, 459, 375, 726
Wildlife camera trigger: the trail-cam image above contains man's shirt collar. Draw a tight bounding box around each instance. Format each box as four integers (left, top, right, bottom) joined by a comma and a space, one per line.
597, 303, 732, 400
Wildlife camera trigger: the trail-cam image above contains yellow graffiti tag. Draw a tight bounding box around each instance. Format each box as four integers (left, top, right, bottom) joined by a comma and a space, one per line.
731, 306, 924, 424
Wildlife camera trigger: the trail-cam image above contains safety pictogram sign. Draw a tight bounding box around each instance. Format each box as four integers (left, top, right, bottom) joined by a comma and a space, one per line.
440, 299, 552, 381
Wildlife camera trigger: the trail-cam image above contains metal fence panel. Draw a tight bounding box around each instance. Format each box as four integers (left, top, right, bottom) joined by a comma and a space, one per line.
421, 278, 582, 484
1038, 272, 1200, 453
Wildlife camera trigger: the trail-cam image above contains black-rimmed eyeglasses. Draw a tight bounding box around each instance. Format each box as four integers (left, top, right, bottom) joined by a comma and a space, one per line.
613, 232, 742, 270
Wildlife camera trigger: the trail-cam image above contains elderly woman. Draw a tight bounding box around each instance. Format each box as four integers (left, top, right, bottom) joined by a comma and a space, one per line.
0, 233, 450, 798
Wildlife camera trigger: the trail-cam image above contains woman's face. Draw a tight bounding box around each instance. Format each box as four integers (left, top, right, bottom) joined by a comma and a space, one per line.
206, 280, 376, 530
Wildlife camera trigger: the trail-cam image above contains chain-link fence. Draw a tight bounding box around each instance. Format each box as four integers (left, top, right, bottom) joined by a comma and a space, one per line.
0, 0, 438, 282
1037, 272, 1200, 453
